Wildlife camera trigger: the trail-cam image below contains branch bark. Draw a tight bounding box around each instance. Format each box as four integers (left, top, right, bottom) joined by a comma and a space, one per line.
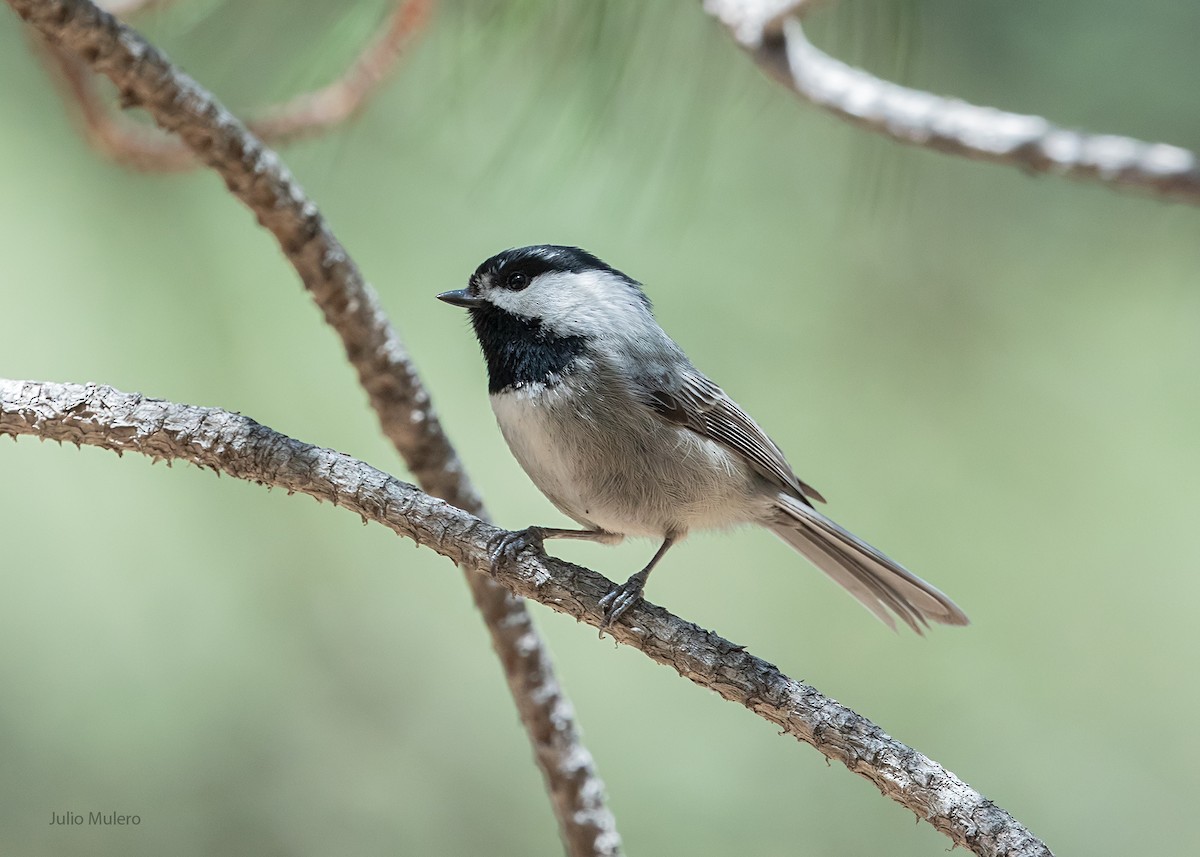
704, 0, 1200, 204
3, 1, 620, 853
1, 379, 1054, 857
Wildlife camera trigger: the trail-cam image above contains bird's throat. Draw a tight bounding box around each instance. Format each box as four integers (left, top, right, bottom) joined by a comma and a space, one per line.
469, 306, 587, 393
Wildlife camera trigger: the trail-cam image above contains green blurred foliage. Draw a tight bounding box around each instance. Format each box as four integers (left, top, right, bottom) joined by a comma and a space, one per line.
2, 0, 1199, 854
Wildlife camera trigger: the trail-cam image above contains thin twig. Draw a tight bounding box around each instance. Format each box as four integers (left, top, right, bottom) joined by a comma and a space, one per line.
34, 38, 196, 170
0, 379, 1055, 857
37, 0, 431, 172
100, 0, 174, 14
251, 0, 432, 144
704, 0, 1200, 204
5, 1, 621, 853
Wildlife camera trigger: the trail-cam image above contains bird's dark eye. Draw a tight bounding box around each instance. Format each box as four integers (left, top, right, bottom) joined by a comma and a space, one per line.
505, 271, 530, 291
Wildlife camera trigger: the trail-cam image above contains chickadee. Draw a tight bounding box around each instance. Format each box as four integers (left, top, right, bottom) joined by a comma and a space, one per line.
438, 245, 968, 633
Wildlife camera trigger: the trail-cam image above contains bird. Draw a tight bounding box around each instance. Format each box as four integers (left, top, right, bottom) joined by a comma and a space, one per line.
437, 245, 968, 634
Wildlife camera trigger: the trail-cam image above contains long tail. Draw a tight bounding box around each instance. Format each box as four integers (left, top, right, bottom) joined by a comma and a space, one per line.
768, 494, 968, 633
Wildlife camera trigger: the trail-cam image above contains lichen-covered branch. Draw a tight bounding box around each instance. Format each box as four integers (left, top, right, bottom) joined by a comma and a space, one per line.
1, 379, 1054, 857
5, 1, 619, 853
704, 0, 1200, 204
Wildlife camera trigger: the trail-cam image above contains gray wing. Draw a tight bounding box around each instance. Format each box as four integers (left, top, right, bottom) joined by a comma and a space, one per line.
635, 366, 826, 504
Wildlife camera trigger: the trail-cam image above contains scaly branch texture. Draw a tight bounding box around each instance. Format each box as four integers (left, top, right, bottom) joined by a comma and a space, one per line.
704, 0, 1200, 204
0, 379, 1055, 857
3, 1, 620, 853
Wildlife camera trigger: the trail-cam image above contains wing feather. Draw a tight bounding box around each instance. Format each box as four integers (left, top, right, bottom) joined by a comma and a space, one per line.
636, 367, 825, 504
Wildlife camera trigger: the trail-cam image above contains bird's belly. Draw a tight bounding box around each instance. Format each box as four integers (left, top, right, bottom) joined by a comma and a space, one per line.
490, 385, 762, 538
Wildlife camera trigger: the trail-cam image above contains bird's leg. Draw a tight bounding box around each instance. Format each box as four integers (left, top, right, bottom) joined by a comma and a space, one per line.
598, 535, 677, 634
490, 525, 621, 569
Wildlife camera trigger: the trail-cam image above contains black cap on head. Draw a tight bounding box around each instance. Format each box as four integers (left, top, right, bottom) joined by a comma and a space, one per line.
473, 245, 643, 294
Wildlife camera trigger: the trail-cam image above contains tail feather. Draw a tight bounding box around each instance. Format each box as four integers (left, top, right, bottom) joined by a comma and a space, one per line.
769, 495, 968, 633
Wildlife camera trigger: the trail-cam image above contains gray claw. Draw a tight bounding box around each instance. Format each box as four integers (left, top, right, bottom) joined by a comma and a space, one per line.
490, 527, 544, 570
597, 578, 646, 636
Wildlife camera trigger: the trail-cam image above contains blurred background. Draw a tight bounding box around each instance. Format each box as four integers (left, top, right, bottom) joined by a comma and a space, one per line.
2, 0, 1198, 854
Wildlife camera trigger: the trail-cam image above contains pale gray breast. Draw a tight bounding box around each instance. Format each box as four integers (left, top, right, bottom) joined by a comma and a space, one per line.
490, 366, 765, 537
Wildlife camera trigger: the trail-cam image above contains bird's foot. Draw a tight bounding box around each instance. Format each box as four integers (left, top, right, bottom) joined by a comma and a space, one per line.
490, 526, 546, 571
597, 570, 649, 637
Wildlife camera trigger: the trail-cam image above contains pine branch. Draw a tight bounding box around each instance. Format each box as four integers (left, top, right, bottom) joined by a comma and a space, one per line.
705, 0, 1200, 204
1, 379, 1054, 857
3, 1, 620, 853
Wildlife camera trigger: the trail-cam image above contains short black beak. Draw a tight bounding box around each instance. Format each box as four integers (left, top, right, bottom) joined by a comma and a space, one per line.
436, 289, 485, 308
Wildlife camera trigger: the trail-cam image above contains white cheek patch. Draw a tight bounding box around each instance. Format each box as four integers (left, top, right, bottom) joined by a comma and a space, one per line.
487, 270, 648, 337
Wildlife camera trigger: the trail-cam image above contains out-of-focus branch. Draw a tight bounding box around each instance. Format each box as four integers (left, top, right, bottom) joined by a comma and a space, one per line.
6, 2, 621, 854
38, 0, 432, 171
34, 38, 195, 170
0, 379, 1055, 857
100, 0, 174, 14
704, 0, 1200, 204
251, 0, 431, 144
